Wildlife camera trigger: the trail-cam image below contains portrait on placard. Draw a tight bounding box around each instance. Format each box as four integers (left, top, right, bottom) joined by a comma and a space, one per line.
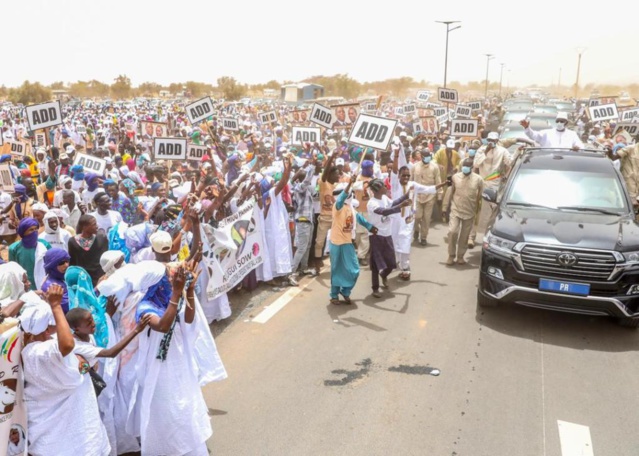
288, 109, 310, 124
420, 116, 439, 135
331, 104, 359, 128
140, 121, 168, 138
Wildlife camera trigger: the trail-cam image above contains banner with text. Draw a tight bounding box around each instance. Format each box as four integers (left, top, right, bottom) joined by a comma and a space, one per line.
348, 114, 398, 151
153, 138, 187, 160
203, 199, 264, 299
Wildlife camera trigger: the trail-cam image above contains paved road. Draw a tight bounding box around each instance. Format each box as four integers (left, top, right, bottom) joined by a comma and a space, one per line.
204, 223, 639, 456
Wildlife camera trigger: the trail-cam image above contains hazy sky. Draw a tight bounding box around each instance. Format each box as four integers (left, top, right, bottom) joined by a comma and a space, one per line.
5, 0, 638, 89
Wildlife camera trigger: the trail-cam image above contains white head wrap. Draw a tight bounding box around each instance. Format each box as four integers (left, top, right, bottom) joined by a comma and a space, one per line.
0, 262, 27, 303
43, 211, 60, 235
100, 250, 125, 276
19, 292, 54, 335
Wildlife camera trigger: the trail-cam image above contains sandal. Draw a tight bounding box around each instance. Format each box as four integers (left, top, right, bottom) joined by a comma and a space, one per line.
341, 295, 352, 304
330, 298, 342, 305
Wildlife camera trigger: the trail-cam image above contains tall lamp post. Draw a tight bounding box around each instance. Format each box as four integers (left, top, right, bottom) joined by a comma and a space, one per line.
435, 21, 461, 88
574, 48, 585, 99
484, 54, 494, 100
499, 63, 506, 98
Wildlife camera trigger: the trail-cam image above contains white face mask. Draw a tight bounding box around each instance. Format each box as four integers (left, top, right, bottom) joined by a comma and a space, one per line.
556, 122, 566, 131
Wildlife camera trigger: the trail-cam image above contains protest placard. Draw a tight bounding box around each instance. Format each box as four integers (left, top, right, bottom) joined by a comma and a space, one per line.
348, 113, 398, 150
417, 91, 430, 102
450, 119, 479, 137
468, 101, 482, 111
25, 101, 63, 131
222, 118, 239, 131
140, 122, 168, 138
588, 103, 619, 122
309, 103, 333, 128
34, 132, 46, 148
288, 109, 310, 124
331, 103, 359, 128
3, 141, 26, 158
0, 164, 15, 193
153, 138, 187, 160
291, 127, 321, 146
438, 87, 458, 103
73, 152, 106, 175
612, 123, 639, 137
455, 104, 472, 119
619, 108, 639, 123
185, 97, 214, 125
187, 144, 208, 160
259, 111, 278, 124
404, 104, 417, 116
419, 116, 439, 135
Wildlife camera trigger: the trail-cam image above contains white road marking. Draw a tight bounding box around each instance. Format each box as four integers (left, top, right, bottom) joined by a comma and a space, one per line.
252, 286, 305, 324
557, 420, 594, 456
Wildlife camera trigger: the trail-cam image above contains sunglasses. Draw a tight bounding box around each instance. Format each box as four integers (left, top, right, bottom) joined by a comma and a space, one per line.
556, 119, 567, 124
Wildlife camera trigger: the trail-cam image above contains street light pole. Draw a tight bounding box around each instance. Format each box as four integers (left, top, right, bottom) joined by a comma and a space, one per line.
436, 21, 461, 88
499, 63, 505, 98
484, 54, 494, 100
574, 48, 584, 99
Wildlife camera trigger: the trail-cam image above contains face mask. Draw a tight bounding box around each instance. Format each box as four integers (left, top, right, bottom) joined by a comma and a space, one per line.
468, 149, 476, 157
462, 166, 472, 175
422, 156, 432, 164
21, 231, 39, 249
556, 122, 566, 131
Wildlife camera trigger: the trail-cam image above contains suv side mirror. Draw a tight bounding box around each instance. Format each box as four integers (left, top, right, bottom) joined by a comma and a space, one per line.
482, 188, 498, 203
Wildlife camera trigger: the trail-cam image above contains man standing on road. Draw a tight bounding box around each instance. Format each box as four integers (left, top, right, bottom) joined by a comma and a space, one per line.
433, 139, 461, 223
447, 158, 483, 266
520, 112, 584, 149
470, 131, 512, 247
410, 148, 442, 245
617, 138, 639, 212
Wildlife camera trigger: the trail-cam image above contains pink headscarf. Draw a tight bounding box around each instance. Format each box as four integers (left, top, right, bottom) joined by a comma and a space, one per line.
126, 158, 136, 171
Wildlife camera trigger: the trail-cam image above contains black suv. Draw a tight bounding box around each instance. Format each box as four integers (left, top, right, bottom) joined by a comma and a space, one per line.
478, 148, 639, 327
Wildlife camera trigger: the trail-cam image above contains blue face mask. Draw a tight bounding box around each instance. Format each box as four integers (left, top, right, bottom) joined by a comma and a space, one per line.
468, 149, 476, 157
422, 156, 432, 164
462, 166, 472, 175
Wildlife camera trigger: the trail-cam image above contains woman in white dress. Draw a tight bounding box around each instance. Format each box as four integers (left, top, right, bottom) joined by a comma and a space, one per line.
20, 283, 111, 456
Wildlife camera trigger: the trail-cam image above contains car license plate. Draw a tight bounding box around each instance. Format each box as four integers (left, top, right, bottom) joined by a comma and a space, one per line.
539, 279, 590, 296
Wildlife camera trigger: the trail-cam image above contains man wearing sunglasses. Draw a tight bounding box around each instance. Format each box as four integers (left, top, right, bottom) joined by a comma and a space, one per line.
520, 112, 584, 150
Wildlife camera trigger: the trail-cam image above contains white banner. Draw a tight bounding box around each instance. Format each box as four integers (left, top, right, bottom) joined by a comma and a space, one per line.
450, 119, 479, 137
417, 91, 430, 102
259, 111, 278, 124
153, 138, 187, 160
185, 97, 214, 125
348, 113, 398, 151
433, 107, 447, 117
187, 144, 208, 160
309, 103, 333, 129
438, 87, 458, 103
203, 199, 264, 299
454, 104, 472, 119
588, 103, 619, 122
619, 108, 639, 123
25, 101, 63, 131
73, 153, 106, 175
222, 118, 239, 131
0, 325, 27, 456
468, 101, 482, 111
291, 127, 321, 146
0, 164, 14, 193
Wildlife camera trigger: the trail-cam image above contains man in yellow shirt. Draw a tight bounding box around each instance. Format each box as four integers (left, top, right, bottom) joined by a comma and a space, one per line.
433, 139, 461, 222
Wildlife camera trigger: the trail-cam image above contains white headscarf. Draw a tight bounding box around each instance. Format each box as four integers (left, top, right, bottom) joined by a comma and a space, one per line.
19, 292, 54, 335
43, 211, 60, 235
100, 250, 125, 276
7, 425, 26, 455
0, 262, 27, 303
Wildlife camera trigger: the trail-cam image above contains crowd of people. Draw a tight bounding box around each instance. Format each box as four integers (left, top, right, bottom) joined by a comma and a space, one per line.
0, 93, 636, 455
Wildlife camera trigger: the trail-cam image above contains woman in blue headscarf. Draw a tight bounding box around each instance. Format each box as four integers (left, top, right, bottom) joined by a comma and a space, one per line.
65, 265, 109, 348
8, 218, 50, 290
41, 248, 70, 312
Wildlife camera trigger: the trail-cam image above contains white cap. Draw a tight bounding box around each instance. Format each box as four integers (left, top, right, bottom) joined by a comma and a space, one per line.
335, 158, 345, 166
487, 132, 499, 140
446, 139, 456, 148
150, 231, 173, 254
556, 112, 569, 121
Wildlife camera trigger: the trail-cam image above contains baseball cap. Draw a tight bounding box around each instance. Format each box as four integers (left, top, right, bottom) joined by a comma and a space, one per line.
556, 112, 569, 121
150, 231, 173, 254
487, 132, 499, 141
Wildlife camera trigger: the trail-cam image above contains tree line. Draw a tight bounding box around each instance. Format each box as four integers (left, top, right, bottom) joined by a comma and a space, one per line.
1, 74, 637, 105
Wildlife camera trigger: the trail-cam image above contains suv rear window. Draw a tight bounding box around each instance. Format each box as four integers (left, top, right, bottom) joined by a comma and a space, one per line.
506, 169, 627, 211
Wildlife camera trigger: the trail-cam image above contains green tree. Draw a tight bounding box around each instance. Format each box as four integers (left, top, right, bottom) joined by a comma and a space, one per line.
185, 81, 214, 98
136, 82, 163, 97
89, 80, 110, 98
216, 76, 246, 100
168, 83, 183, 95
8, 81, 52, 105
111, 74, 132, 99
49, 81, 66, 90
69, 81, 91, 98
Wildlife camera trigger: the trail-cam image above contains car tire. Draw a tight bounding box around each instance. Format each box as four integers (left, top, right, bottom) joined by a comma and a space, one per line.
616, 317, 639, 329
477, 290, 498, 308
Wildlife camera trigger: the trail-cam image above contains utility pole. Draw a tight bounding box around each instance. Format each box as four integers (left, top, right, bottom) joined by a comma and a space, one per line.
435, 21, 461, 88
484, 54, 494, 100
